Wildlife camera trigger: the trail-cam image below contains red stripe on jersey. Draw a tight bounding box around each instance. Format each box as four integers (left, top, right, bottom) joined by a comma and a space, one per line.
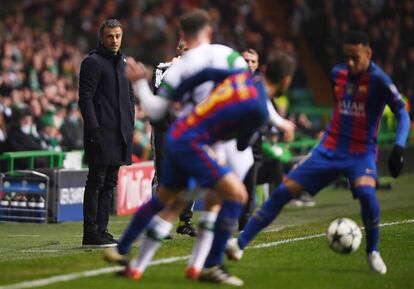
190, 136, 221, 180
323, 69, 348, 150
350, 73, 370, 153
171, 72, 257, 139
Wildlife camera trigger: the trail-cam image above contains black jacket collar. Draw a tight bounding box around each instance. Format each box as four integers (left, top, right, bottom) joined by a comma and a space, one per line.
92, 42, 122, 60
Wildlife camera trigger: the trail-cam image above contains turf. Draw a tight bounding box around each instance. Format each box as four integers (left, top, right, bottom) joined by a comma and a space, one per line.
0, 175, 413, 289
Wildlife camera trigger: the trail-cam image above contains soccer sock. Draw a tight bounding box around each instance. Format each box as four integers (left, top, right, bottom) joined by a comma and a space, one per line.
238, 184, 292, 249
130, 215, 173, 273
356, 185, 380, 253
187, 211, 218, 271
117, 196, 165, 255
204, 200, 244, 268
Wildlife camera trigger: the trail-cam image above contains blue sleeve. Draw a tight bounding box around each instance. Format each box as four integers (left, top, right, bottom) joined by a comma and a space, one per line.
394, 105, 411, 147
236, 84, 269, 151
380, 76, 411, 147
170, 68, 246, 101
237, 130, 259, 151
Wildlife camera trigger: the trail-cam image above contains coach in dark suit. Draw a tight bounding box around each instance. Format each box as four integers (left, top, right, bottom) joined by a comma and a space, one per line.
79, 19, 134, 247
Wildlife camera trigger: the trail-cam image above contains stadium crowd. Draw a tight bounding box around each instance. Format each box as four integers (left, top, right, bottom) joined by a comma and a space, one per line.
1, 0, 411, 162
288, 0, 414, 116
0, 0, 308, 163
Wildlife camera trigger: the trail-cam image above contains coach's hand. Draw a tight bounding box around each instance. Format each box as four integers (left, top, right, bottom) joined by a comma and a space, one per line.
388, 145, 404, 178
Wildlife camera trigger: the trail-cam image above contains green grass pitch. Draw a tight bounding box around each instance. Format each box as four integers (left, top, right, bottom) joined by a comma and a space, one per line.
0, 175, 413, 289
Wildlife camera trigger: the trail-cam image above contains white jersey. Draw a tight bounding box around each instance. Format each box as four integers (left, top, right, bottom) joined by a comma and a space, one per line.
134, 43, 286, 180
158, 43, 248, 118
154, 43, 252, 179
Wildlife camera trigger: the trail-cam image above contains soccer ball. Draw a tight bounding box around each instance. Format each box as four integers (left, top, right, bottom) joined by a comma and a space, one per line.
326, 218, 362, 254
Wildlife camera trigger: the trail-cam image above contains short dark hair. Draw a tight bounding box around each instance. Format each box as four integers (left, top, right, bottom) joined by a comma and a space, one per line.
98, 19, 122, 41
264, 52, 296, 84
241, 48, 259, 56
180, 9, 210, 39
343, 31, 370, 47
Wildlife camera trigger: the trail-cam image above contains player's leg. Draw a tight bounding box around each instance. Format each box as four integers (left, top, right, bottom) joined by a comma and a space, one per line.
151, 125, 166, 194
218, 140, 255, 231
199, 172, 247, 286
170, 139, 246, 285
103, 186, 179, 266
350, 155, 386, 274
235, 177, 301, 252
239, 163, 259, 230
200, 141, 251, 269
112, 143, 188, 257
186, 191, 220, 278
177, 202, 197, 236
354, 177, 379, 252
354, 179, 386, 274
188, 140, 252, 277
117, 187, 176, 254
229, 150, 339, 259
126, 196, 187, 279
353, 180, 385, 274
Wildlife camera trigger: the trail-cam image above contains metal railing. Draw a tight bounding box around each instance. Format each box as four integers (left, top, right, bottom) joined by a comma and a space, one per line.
0, 151, 65, 172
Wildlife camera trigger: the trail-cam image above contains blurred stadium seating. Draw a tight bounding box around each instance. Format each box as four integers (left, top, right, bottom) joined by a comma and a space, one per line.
0, 0, 412, 172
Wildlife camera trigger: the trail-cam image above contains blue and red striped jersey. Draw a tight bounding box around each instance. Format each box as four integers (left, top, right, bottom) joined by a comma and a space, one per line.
318, 61, 406, 155
168, 72, 268, 146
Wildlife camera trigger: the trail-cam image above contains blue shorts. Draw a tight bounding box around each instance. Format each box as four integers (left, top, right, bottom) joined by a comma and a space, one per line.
288, 147, 377, 195
160, 134, 231, 189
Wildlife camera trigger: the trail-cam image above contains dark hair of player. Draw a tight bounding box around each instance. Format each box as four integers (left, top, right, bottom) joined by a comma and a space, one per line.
98, 19, 123, 41
343, 31, 370, 47
179, 9, 211, 39
265, 52, 296, 84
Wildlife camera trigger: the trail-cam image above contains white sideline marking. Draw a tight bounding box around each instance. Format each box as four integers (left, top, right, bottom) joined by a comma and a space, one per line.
8, 235, 39, 238
1, 219, 412, 289
20, 250, 59, 253
250, 233, 325, 249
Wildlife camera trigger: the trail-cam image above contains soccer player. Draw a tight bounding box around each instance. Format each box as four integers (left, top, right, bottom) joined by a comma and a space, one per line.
121, 60, 277, 285
226, 31, 411, 275
150, 40, 197, 237
104, 9, 251, 285
104, 9, 295, 285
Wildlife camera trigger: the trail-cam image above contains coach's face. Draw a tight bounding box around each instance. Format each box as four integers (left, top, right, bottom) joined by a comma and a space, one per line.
102, 26, 123, 54
343, 43, 372, 75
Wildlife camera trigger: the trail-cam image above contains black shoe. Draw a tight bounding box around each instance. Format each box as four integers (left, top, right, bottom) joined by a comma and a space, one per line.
100, 230, 118, 243
176, 221, 197, 237
83, 232, 117, 248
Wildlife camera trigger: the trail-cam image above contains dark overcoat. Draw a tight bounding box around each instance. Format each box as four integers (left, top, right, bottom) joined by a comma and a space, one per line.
78, 43, 134, 165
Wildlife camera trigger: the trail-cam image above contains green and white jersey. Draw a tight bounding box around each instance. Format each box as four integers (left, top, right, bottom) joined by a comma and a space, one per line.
157, 43, 248, 117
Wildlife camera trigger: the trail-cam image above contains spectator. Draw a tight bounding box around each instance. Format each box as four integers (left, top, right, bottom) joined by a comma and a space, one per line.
4, 106, 42, 152
38, 112, 63, 152
60, 102, 83, 151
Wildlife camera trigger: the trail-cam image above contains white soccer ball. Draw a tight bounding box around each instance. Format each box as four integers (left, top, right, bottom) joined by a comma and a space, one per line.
326, 218, 362, 254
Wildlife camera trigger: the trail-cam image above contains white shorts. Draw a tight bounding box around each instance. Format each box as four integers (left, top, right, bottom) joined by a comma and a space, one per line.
214, 139, 254, 180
